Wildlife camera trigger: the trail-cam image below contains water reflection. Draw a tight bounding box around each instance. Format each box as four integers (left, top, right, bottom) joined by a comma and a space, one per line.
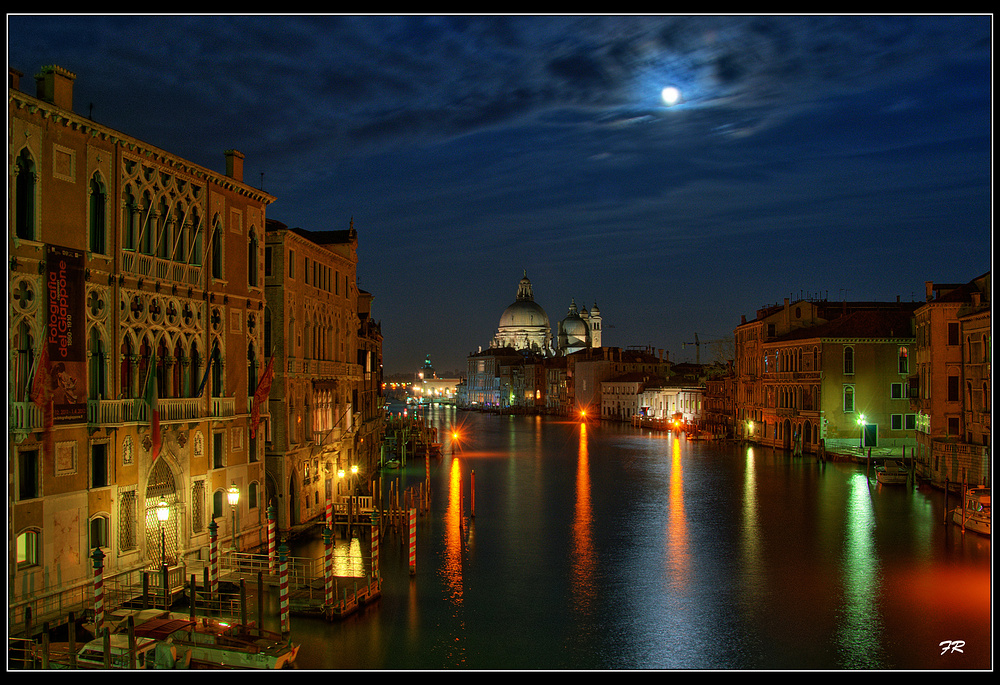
571, 422, 596, 614
838, 473, 884, 667
665, 436, 690, 592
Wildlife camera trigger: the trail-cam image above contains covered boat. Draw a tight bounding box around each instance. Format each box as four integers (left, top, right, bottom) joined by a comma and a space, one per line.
35, 633, 161, 669
132, 616, 299, 669
874, 459, 908, 485
952, 487, 990, 536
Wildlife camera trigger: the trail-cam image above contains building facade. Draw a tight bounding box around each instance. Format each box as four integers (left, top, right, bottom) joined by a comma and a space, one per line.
910, 274, 991, 488
262, 219, 383, 529
735, 298, 919, 455
10, 65, 274, 626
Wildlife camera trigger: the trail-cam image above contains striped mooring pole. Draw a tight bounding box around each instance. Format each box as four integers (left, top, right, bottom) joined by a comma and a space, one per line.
323, 526, 334, 612
279, 542, 290, 636
91, 547, 106, 636
371, 512, 380, 581
267, 503, 277, 574
408, 508, 417, 575
208, 519, 219, 597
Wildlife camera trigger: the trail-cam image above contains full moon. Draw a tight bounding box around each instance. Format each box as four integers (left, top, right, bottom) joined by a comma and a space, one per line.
661, 86, 680, 106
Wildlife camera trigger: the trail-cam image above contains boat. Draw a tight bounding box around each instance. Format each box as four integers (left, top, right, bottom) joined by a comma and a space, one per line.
132, 615, 300, 669
874, 459, 909, 485
34, 633, 163, 669
952, 487, 991, 536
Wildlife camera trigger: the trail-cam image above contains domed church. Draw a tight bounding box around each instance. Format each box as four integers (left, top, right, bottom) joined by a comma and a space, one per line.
490, 273, 603, 357
492, 272, 553, 354
557, 299, 602, 355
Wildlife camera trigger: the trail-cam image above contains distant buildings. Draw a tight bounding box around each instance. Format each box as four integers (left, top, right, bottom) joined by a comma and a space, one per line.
458, 270, 990, 492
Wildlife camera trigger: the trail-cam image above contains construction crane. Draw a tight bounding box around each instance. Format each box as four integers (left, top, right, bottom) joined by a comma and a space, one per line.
682, 333, 730, 365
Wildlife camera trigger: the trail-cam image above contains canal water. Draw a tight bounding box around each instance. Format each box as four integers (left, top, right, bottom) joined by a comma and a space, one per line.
283, 404, 991, 670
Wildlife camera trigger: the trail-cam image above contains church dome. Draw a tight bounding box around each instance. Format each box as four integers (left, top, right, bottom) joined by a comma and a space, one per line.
493, 273, 551, 353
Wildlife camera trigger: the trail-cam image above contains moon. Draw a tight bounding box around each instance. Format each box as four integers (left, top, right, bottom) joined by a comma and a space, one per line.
661, 86, 681, 106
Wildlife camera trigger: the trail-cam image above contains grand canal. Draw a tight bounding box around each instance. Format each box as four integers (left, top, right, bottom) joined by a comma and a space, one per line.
285, 404, 991, 670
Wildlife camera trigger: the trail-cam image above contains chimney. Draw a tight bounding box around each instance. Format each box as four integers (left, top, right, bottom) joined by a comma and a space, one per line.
925, 281, 934, 302
225, 149, 245, 182
35, 64, 76, 111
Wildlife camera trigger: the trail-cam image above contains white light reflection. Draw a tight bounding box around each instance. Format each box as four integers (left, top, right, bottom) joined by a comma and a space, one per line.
738, 446, 764, 613
837, 472, 885, 667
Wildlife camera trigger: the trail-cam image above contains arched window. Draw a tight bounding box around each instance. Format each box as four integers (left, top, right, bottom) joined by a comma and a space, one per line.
121, 335, 135, 399
16, 529, 40, 568
173, 204, 187, 262
843, 346, 854, 375
211, 344, 224, 398
89, 514, 110, 551
13, 319, 35, 402
123, 186, 139, 251
190, 209, 203, 266
139, 192, 154, 255
843, 385, 855, 413
156, 197, 171, 259
89, 174, 107, 254
211, 215, 224, 279
248, 228, 259, 287
15, 149, 37, 241
89, 327, 108, 400
898, 346, 909, 375
189, 341, 202, 398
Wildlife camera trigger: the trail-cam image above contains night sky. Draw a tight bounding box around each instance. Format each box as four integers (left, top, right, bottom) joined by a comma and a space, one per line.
8, 15, 992, 375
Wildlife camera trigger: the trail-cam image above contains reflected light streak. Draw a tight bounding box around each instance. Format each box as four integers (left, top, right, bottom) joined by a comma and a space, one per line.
439, 455, 466, 664
571, 422, 597, 613
738, 446, 764, 610
331, 536, 366, 578
442, 456, 465, 607
666, 437, 690, 591
837, 472, 884, 668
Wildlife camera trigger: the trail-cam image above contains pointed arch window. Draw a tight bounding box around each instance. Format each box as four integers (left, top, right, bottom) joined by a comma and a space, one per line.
123, 186, 139, 251
15, 149, 37, 240
248, 228, 259, 287
843, 346, 855, 375
211, 215, 224, 279
89, 328, 108, 400
89, 174, 108, 254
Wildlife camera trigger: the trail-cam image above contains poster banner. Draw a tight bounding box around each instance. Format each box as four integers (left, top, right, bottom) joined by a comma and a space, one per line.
45, 245, 87, 424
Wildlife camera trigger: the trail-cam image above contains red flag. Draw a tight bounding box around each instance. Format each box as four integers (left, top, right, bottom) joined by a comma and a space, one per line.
145, 351, 161, 461
251, 356, 274, 439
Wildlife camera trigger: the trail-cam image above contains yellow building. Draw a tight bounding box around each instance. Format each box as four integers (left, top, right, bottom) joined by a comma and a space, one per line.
735, 298, 918, 455
10, 65, 274, 630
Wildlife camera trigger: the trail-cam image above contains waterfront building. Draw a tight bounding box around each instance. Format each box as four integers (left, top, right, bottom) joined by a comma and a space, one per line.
703, 363, 737, 438
262, 219, 384, 529
735, 297, 919, 454
910, 274, 990, 488
10, 65, 274, 625
568, 346, 671, 417
602, 372, 669, 422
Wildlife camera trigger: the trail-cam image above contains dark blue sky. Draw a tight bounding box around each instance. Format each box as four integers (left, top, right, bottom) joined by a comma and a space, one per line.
8, 15, 992, 375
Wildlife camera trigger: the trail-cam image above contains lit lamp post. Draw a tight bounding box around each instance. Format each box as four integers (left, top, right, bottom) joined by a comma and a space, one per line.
227, 482, 240, 551
156, 499, 169, 608
857, 414, 866, 449
156, 498, 169, 568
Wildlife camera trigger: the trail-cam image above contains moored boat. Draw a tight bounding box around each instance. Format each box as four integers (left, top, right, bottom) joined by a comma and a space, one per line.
952, 487, 991, 536
132, 615, 299, 669
34, 633, 161, 669
874, 459, 909, 485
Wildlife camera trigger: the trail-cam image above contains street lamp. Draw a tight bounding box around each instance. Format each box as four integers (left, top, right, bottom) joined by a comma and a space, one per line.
227, 482, 240, 551
156, 499, 169, 568
857, 414, 867, 449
